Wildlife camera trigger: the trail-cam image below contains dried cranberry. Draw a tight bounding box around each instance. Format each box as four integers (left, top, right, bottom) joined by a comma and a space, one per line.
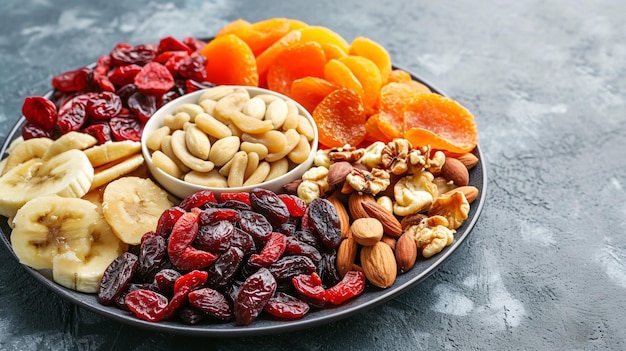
306, 198, 342, 249
127, 91, 156, 122
219, 192, 250, 204
238, 210, 272, 242
194, 220, 234, 253
95, 54, 111, 76
125, 289, 168, 322
56, 94, 94, 133
277, 194, 307, 217
158, 36, 194, 54
92, 73, 116, 92
109, 116, 142, 141
82, 123, 112, 144
206, 246, 244, 290
168, 211, 219, 270
52, 66, 91, 92
285, 237, 322, 262
87, 92, 122, 120
188, 288, 234, 321
179, 190, 217, 211
199, 207, 240, 225
110, 43, 157, 67
249, 232, 286, 268
164, 51, 190, 76
21, 122, 52, 139
108, 64, 143, 87
269, 255, 316, 282
98, 252, 138, 305
234, 268, 277, 326
22, 96, 57, 130
134, 62, 175, 96
165, 270, 208, 319
264, 292, 310, 320
178, 54, 207, 82
155, 206, 186, 239
183, 36, 206, 51
292, 272, 326, 305
250, 188, 290, 226
158, 90, 181, 107
324, 270, 365, 305
115, 83, 139, 106
186, 79, 214, 93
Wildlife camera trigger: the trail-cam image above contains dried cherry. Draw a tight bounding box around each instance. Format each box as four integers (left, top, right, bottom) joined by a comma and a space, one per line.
219, 192, 251, 204
238, 210, 272, 242
264, 292, 310, 320
306, 198, 342, 249
199, 207, 240, 225
87, 92, 122, 120
324, 270, 366, 305
22, 96, 57, 130
136, 235, 167, 282
248, 232, 286, 267
153, 268, 182, 296
134, 62, 175, 95
206, 246, 245, 290
82, 123, 112, 144
127, 91, 157, 122
269, 255, 316, 282
188, 288, 234, 321
98, 252, 138, 305
110, 43, 158, 67
284, 237, 322, 262
109, 116, 142, 141
277, 194, 307, 217
230, 228, 257, 256
125, 289, 169, 322
178, 54, 208, 82
194, 220, 234, 253
51, 67, 91, 92
179, 190, 217, 211
155, 206, 186, 239
292, 272, 326, 305
168, 211, 219, 270
108, 64, 143, 87
158, 36, 194, 54
234, 268, 277, 325
250, 188, 290, 226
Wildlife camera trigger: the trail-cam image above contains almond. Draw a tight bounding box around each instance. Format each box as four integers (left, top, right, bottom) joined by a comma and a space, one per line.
351, 218, 384, 246
348, 192, 374, 219
445, 185, 479, 203
395, 232, 417, 273
455, 153, 479, 170
360, 241, 397, 288
327, 161, 353, 186
361, 200, 403, 238
441, 157, 469, 186
380, 235, 397, 250
336, 236, 358, 277
327, 194, 351, 239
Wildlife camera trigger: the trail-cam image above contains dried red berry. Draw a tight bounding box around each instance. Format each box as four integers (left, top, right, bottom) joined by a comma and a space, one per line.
127, 91, 157, 123
234, 268, 277, 326
110, 43, 157, 67
22, 121, 52, 139
109, 116, 142, 141
158, 36, 194, 54
183, 36, 206, 51
134, 62, 175, 95
248, 232, 286, 267
52, 67, 91, 92
155, 206, 186, 239
306, 198, 342, 249
264, 292, 310, 320
82, 123, 112, 144
125, 289, 169, 322
292, 272, 326, 303
324, 270, 365, 305
219, 192, 250, 204
87, 92, 122, 120
250, 188, 290, 226
179, 190, 217, 211
22, 96, 58, 130
178, 54, 208, 82
277, 194, 307, 217
108, 64, 143, 87
98, 252, 138, 305
188, 288, 234, 321
168, 211, 219, 270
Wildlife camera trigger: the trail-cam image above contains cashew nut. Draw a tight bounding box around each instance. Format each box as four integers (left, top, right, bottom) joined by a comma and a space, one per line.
171, 130, 215, 172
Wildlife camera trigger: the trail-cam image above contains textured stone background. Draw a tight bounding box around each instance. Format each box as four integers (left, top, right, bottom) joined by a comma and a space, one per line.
1, 0, 625, 350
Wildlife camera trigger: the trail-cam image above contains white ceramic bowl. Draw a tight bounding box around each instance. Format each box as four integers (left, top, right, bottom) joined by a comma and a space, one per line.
141, 85, 318, 199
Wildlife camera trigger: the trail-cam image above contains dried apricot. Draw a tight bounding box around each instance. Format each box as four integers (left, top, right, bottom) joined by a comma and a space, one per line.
313, 88, 366, 148
267, 41, 327, 97
349, 37, 392, 83
324, 59, 364, 102
217, 18, 308, 57
199, 34, 258, 86
364, 114, 391, 143
338, 56, 382, 113
297, 26, 350, 53
256, 30, 303, 87
387, 69, 412, 83
376, 82, 424, 139
403, 93, 478, 153
322, 43, 348, 61
290, 76, 338, 114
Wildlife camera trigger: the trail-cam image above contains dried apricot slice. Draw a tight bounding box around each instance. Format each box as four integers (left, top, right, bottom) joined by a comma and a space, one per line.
217, 18, 308, 57
403, 93, 478, 153
267, 41, 327, 97
297, 26, 350, 53
387, 69, 412, 83
377, 82, 424, 139
256, 30, 303, 87
216, 19, 254, 38
199, 34, 258, 86
324, 59, 364, 102
364, 114, 391, 143
349, 37, 392, 83
338, 56, 382, 113
322, 43, 348, 61
313, 88, 366, 148
290, 77, 338, 114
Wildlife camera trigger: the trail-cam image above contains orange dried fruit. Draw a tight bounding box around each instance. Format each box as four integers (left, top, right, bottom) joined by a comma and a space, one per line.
376, 82, 424, 139
217, 18, 308, 57
297, 26, 350, 53
216, 19, 254, 37
267, 41, 327, 97
338, 56, 382, 113
364, 114, 391, 143
290, 76, 338, 114
255, 29, 303, 87
313, 88, 366, 148
324, 59, 365, 102
403, 93, 478, 153
322, 43, 348, 61
349, 37, 392, 83
199, 34, 258, 86
387, 69, 412, 83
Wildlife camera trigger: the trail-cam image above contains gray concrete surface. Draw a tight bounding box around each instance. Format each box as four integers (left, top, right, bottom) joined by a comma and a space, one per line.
1, 0, 625, 349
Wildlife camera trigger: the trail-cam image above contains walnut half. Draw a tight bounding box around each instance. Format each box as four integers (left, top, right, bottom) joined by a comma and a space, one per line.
346, 168, 390, 195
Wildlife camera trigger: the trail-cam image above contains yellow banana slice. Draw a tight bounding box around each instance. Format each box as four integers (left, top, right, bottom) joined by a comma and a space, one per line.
83, 140, 142, 167
42, 131, 97, 160
102, 176, 172, 245
2, 137, 53, 175
90, 153, 144, 191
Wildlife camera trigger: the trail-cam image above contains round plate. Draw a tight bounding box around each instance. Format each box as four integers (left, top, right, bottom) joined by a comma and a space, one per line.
0, 70, 486, 337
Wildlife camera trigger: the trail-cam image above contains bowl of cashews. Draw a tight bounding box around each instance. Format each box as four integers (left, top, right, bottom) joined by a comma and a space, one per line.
141, 85, 318, 200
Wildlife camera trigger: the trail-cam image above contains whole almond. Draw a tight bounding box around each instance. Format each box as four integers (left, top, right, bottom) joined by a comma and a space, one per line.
395, 232, 417, 273
445, 185, 479, 203
327, 194, 351, 239
348, 192, 375, 219
336, 236, 358, 277
441, 157, 469, 186
327, 161, 353, 186
360, 241, 397, 288
351, 218, 384, 246
361, 201, 403, 238
456, 153, 479, 169
380, 235, 397, 250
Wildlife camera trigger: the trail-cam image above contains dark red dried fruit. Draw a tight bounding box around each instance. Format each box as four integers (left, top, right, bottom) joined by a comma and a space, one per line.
264, 292, 310, 320
108, 64, 143, 87
269, 255, 316, 282
230, 228, 257, 256
153, 269, 182, 296
206, 246, 245, 290
168, 211, 219, 270
179, 190, 217, 211
164, 270, 209, 319
199, 207, 240, 225
87, 92, 122, 119
183, 36, 206, 51
159, 36, 194, 54
186, 79, 214, 93
284, 237, 322, 262
93, 73, 116, 92
110, 43, 157, 67
250, 188, 290, 226
109, 116, 142, 141
317, 251, 342, 287
52, 66, 91, 92
98, 252, 138, 305
234, 268, 277, 326
136, 235, 167, 282
218, 199, 252, 211
219, 192, 250, 204
164, 51, 190, 76
83, 123, 112, 144
277, 194, 307, 217
22, 96, 57, 130
238, 210, 272, 242
178, 54, 208, 82
134, 62, 175, 95
155, 206, 186, 239
324, 270, 366, 305
306, 198, 342, 249
293, 229, 323, 251
188, 288, 234, 321
292, 272, 326, 304
249, 232, 286, 267
127, 91, 156, 123
125, 289, 168, 322
178, 306, 207, 325
194, 220, 234, 253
